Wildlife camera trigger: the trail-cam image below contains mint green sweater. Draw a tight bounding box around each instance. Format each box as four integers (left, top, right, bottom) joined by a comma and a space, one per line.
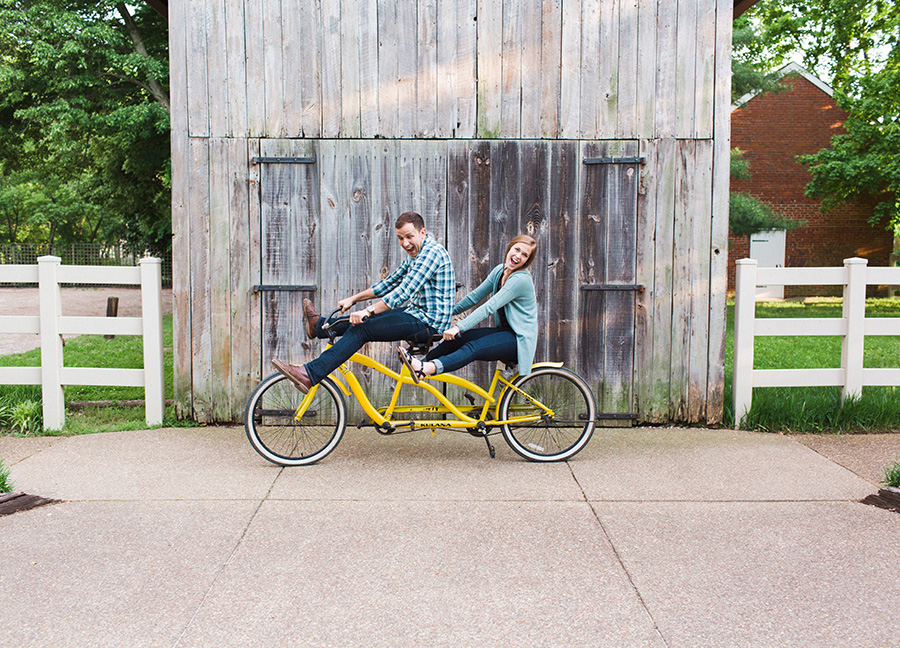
453, 264, 538, 374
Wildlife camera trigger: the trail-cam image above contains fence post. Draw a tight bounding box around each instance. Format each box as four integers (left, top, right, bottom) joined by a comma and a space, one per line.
732, 259, 757, 429
841, 257, 867, 403
38, 256, 65, 431
140, 257, 165, 426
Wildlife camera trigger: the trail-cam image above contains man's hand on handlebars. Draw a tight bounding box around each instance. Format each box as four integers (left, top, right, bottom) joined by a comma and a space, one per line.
348, 309, 369, 325
337, 296, 355, 313
442, 325, 461, 341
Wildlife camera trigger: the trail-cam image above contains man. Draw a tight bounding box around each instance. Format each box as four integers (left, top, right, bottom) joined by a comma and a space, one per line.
272, 211, 455, 392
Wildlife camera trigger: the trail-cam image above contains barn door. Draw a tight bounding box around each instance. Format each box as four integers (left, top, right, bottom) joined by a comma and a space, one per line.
257, 140, 319, 370
256, 140, 447, 409
445, 140, 640, 419
446, 140, 577, 391
313, 140, 447, 406
256, 138, 639, 419
578, 142, 641, 417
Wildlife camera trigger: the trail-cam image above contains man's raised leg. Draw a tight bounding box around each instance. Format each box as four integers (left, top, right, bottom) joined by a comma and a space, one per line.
303, 309, 435, 385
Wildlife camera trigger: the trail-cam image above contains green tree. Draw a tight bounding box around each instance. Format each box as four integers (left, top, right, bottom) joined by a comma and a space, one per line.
743, 0, 897, 94
732, 15, 784, 102
729, 148, 805, 236
735, 0, 899, 239
801, 64, 900, 236
0, 0, 170, 253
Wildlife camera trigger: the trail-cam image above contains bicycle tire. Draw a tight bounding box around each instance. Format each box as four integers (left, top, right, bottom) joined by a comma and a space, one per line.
244, 372, 347, 466
498, 367, 596, 462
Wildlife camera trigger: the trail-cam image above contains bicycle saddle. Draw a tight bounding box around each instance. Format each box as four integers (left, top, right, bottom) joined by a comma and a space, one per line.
404, 334, 443, 356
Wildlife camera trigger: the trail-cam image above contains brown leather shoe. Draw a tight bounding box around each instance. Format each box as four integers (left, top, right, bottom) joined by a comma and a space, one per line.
272, 359, 312, 393
303, 298, 320, 339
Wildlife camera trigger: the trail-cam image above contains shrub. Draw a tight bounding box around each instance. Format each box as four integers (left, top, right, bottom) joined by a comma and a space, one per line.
11, 399, 42, 435
0, 459, 13, 494
0, 401, 13, 430
883, 461, 900, 489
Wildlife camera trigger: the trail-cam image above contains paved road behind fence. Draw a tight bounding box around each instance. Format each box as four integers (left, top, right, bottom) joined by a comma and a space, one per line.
0, 287, 173, 356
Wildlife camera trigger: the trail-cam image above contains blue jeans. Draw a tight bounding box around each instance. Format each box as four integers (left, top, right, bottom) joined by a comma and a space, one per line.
424, 327, 517, 374
304, 309, 436, 385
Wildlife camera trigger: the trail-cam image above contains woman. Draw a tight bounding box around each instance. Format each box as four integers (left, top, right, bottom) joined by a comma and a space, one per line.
398, 234, 538, 380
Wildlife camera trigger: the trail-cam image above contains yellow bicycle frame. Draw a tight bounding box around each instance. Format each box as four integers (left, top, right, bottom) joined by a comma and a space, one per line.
293, 343, 564, 431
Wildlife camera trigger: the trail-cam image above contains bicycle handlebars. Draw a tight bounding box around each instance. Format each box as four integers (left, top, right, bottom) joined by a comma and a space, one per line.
320, 308, 348, 332
319, 306, 442, 348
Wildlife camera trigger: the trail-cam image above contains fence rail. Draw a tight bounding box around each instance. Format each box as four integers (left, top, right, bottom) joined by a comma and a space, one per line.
0, 256, 164, 430
0, 244, 172, 286
733, 257, 900, 428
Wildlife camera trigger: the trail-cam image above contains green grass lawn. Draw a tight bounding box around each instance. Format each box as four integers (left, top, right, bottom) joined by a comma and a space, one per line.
724, 297, 900, 432
0, 315, 182, 435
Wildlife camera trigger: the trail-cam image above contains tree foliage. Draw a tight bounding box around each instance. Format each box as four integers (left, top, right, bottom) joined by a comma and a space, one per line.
801, 63, 900, 235
0, 0, 170, 254
729, 149, 806, 237
734, 0, 900, 238
741, 0, 898, 94
732, 16, 785, 102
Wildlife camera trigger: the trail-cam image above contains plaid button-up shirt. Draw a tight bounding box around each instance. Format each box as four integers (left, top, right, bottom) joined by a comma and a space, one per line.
372, 235, 455, 331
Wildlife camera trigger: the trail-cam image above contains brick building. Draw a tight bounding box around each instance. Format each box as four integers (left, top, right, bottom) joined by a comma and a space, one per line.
728, 63, 894, 296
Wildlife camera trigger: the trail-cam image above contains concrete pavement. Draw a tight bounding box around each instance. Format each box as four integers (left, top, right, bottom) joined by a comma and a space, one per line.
1, 426, 899, 648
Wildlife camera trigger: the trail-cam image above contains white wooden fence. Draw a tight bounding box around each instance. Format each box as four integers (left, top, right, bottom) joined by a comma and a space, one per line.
733, 257, 900, 428
0, 256, 164, 430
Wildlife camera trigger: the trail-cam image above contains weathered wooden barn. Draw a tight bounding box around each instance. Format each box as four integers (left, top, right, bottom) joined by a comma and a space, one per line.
166, 0, 742, 425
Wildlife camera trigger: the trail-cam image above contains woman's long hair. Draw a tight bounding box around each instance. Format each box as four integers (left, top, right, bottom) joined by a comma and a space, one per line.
504, 235, 538, 272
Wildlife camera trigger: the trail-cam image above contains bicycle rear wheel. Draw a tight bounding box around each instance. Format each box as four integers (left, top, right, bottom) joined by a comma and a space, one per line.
498, 367, 596, 461
244, 373, 347, 466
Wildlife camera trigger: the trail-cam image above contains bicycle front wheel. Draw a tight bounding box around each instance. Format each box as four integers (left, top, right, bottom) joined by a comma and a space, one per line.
244, 373, 347, 466
498, 367, 596, 462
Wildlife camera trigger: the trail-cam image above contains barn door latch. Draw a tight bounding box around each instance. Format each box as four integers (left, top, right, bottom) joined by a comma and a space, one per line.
580, 284, 645, 293
252, 284, 318, 293
582, 157, 645, 165
251, 156, 316, 165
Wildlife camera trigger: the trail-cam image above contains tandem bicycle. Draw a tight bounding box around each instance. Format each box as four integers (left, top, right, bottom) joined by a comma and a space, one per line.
244, 309, 597, 465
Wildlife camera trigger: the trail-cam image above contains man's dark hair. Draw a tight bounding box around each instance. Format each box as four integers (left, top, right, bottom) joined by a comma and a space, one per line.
395, 211, 425, 231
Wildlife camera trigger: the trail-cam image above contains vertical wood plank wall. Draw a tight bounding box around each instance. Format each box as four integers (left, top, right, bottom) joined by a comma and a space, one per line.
172, 0, 723, 141
169, 0, 732, 424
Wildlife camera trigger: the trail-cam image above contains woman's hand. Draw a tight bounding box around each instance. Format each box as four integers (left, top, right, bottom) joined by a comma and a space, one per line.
442, 325, 461, 341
